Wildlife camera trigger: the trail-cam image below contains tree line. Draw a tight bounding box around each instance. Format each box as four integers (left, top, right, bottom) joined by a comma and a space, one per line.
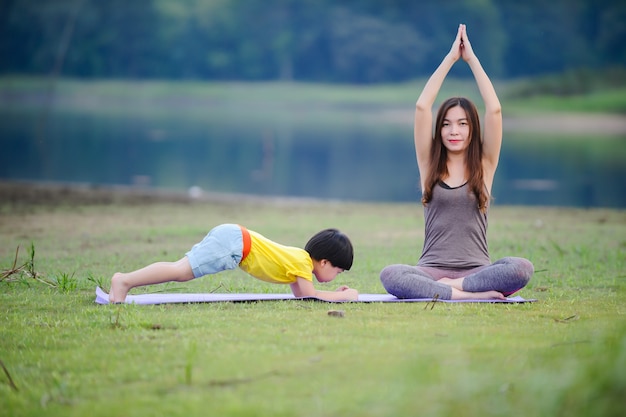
1, 0, 624, 83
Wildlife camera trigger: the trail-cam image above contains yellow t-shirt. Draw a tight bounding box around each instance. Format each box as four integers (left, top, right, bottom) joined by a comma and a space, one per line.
239, 230, 313, 284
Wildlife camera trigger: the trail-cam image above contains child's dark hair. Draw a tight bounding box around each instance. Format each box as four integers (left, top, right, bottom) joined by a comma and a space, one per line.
304, 228, 353, 270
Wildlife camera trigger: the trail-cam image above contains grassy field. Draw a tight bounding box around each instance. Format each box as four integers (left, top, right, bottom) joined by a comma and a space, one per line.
2, 74, 625, 117
1, 188, 624, 417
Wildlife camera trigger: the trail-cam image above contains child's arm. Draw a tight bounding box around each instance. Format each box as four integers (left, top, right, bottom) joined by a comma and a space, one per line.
290, 277, 359, 302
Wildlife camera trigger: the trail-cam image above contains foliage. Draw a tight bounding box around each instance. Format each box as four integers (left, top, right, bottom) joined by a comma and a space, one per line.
0, 0, 624, 82
504, 67, 626, 98
0, 195, 625, 416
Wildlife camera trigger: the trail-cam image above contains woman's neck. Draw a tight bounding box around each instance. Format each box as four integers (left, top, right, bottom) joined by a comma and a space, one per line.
444, 154, 467, 187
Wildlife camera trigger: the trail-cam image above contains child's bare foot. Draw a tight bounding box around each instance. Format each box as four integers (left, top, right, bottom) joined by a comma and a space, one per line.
109, 273, 131, 303
450, 288, 505, 300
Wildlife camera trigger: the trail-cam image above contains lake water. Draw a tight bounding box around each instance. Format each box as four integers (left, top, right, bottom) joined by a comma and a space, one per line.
1, 108, 625, 208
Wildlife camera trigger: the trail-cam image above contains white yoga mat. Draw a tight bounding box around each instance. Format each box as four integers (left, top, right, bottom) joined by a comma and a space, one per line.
95, 287, 536, 305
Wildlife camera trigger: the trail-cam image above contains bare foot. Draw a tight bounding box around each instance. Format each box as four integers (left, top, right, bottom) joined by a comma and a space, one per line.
450, 288, 505, 300
438, 277, 464, 290
109, 273, 131, 303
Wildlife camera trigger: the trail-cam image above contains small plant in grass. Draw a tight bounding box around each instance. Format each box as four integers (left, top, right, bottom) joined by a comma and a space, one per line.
86, 273, 106, 290
1, 242, 53, 287
53, 272, 78, 293
109, 306, 125, 329
2, 243, 82, 292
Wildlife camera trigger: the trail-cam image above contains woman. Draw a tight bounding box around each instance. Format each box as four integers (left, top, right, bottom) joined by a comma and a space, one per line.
380, 24, 533, 300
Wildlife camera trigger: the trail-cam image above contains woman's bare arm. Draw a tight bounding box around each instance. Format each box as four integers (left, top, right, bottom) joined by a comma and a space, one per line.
459, 24, 502, 188
414, 24, 463, 188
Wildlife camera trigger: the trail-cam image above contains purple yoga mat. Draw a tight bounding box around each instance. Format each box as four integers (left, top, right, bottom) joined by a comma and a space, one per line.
95, 287, 535, 305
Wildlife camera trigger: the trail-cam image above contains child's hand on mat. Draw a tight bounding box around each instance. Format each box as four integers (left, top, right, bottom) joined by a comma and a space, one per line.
335, 286, 359, 301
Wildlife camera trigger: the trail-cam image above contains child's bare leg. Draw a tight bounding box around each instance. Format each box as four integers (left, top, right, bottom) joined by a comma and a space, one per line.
110, 257, 194, 303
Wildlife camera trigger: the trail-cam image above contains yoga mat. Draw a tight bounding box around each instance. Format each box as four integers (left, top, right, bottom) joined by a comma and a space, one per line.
95, 287, 535, 305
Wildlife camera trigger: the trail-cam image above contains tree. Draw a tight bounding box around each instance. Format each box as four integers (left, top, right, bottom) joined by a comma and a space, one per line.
0, 0, 622, 81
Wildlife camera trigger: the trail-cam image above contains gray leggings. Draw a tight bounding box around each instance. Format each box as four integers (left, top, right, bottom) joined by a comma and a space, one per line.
380, 257, 534, 300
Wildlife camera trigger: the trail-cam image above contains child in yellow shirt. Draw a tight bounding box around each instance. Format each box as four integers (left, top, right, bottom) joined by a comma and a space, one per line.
109, 224, 357, 303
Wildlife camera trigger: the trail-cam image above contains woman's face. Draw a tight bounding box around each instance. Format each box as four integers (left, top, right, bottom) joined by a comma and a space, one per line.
441, 105, 470, 153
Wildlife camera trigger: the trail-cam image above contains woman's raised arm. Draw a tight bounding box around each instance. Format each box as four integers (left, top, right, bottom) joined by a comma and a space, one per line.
414, 24, 463, 187
460, 24, 502, 181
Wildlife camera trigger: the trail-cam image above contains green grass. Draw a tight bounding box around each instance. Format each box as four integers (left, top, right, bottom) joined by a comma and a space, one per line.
1, 195, 625, 417
1, 74, 624, 123
504, 87, 626, 114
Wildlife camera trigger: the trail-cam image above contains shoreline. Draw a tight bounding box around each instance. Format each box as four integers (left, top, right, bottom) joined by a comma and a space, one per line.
0, 180, 348, 207
2, 179, 625, 211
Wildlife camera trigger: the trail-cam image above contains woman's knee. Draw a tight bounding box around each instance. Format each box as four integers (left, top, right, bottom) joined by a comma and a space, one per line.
499, 257, 534, 279
379, 264, 402, 286
515, 257, 534, 282
380, 265, 406, 293
505, 258, 535, 296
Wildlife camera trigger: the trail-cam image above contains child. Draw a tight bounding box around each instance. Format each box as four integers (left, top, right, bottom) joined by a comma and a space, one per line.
109, 224, 358, 303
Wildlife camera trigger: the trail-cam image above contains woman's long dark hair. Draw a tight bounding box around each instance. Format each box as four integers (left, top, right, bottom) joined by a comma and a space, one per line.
421, 97, 489, 212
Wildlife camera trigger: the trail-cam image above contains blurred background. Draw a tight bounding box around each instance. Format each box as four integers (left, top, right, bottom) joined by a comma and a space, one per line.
1, 0, 625, 207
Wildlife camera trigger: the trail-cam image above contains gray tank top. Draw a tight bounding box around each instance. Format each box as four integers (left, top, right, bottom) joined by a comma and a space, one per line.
418, 182, 490, 269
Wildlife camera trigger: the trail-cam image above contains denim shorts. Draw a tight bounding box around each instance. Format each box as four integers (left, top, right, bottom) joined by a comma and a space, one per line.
185, 224, 244, 278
